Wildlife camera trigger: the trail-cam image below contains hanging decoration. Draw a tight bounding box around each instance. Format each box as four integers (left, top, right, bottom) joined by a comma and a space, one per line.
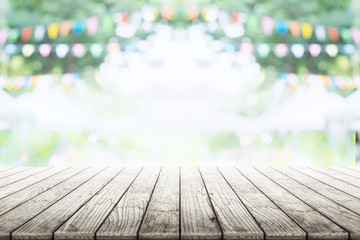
20, 27, 33, 42
261, 17, 274, 36
86, 17, 99, 36
273, 44, 288, 57
290, 44, 305, 58
34, 25, 46, 41
48, 23, 59, 39
0, 72, 82, 91
0, 29, 9, 45
279, 72, 359, 91
328, 27, 339, 42
39, 44, 52, 57
308, 44, 322, 57
314, 25, 326, 41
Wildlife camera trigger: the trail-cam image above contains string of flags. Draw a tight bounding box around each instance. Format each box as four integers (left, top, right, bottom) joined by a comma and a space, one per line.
279, 72, 360, 91
222, 42, 358, 58
0, 42, 139, 58
224, 12, 360, 44
0, 72, 81, 91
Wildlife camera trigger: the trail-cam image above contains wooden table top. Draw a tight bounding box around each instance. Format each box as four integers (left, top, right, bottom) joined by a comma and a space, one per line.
0, 166, 359, 240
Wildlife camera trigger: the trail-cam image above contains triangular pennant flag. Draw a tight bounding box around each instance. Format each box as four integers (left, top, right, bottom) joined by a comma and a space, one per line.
8, 29, 20, 43
276, 20, 287, 35
22, 44, 35, 57
0, 29, 9, 45
90, 43, 104, 58
327, 27, 339, 42
315, 25, 326, 41
39, 44, 52, 57
73, 20, 84, 35
351, 28, 360, 45
121, 12, 130, 23
101, 15, 114, 32
4, 44, 17, 55
56, 44, 69, 58
239, 43, 254, 54
246, 15, 258, 32
325, 44, 338, 57
274, 44, 288, 57
231, 13, 240, 23
107, 43, 121, 53
309, 44, 322, 57
21, 27, 33, 42
186, 6, 199, 21
72, 44, 87, 57
256, 43, 270, 58
289, 21, 301, 37
162, 6, 173, 21
340, 28, 352, 43
343, 44, 355, 56
87, 17, 99, 36
301, 23, 313, 39
291, 44, 304, 58
48, 23, 59, 39
34, 25, 46, 41
60, 21, 71, 37
261, 16, 274, 36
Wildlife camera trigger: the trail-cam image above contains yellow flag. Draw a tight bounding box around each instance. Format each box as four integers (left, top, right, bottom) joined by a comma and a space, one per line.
48, 23, 59, 39
301, 23, 313, 39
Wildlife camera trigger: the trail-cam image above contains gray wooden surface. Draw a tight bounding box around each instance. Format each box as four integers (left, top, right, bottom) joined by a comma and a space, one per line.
0, 167, 359, 240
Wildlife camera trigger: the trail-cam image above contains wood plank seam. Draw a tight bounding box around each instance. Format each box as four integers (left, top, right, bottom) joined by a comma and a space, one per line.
330, 168, 360, 179
290, 167, 360, 202
0, 168, 89, 218
216, 168, 269, 240
309, 168, 360, 187
0, 168, 54, 189
93, 168, 145, 239
233, 167, 309, 240
0, 167, 15, 174
6, 167, 108, 239
273, 168, 360, 219
343, 167, 360, 173
49, 167, 128, 240
136, 167, 163, 239
197, 167, 224, 239
0, 168, 71, 201
0, 168, 32, 180
254, 168, 351, 239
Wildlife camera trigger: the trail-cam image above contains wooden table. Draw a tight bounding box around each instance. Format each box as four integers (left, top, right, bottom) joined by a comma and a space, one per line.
0, 167, 359, 240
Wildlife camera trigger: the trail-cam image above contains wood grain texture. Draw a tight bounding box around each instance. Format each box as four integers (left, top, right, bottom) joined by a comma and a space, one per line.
257, 168, 360, 240
238, 167, 347, 240
329, 167, 360, 179
0, 168, 105, 240
138, 167, 179, 240
0, 167, 68, 200
310, 167, 360, 188
181, 167, 221, 240
97, 168, 161, 240
0, 167, 47, 188
293, 167, 360, 200
219, 167, 305, 240
54, 167, 142, 240
0, 168, 83, 215
199, 167, 263, 240
0, 167, 31, 180
12, 168, 123, 240
277, 168, 360, 215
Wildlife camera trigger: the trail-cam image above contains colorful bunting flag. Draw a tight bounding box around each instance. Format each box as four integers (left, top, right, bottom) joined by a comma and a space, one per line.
308, 44, 322, 57
314, 25, 326, 41
21, 27, 33, 42
301, 23, 313, 39
261, 17, 274, 36
73, 20, 85, 35
39, 44, 52, 57
0, 29, 9, 45
351, 28, 360, 45
87, 17, 99, 36
72, 44, 87, 57
34, 25, 46, 41
325, 44, 338, 57
276, 20, 287, 35
291, 44, 305, 58
327, 27, 339, 42
22, 44, 35, 57
289, 21, 301, 37
274, 43, 288, 57
48, 23, 59, 39
56, 44, 70, 58
256, 43, 270, 58
60, 21, 71, 37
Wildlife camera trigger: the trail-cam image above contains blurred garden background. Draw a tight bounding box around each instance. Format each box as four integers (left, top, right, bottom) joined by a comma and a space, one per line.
0, 0, 359, 166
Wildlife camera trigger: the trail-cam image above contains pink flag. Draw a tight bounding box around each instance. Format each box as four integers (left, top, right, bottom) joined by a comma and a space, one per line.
0, 29, 9, 45
39, 44, 52, 57
87, 17, 99, 36
308, 44, 321, 57
351, 28, 360, 45
261, 17, 274, 36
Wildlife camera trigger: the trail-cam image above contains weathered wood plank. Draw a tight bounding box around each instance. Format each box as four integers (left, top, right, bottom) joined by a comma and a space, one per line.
330, 167, 360, 179
277, 168, 360, 214
239, 167, 347, 240
219, 167, 305, 240
293, 167, 360, 200
0, 167, 30, 179
0, 167, 51, 188
257, 168, 360, 240
97, 168, 161, 240
0, 168, 68, 200
181, 167, 221, 240
0, 168, 105, 240
0, 167, 15, 175
310, 167, 360, 188
12, 168, 123, 240
54, 167, 142, 240
0, 168, 85, 215
138, 167, 179, 240
199, 167, 263, 240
